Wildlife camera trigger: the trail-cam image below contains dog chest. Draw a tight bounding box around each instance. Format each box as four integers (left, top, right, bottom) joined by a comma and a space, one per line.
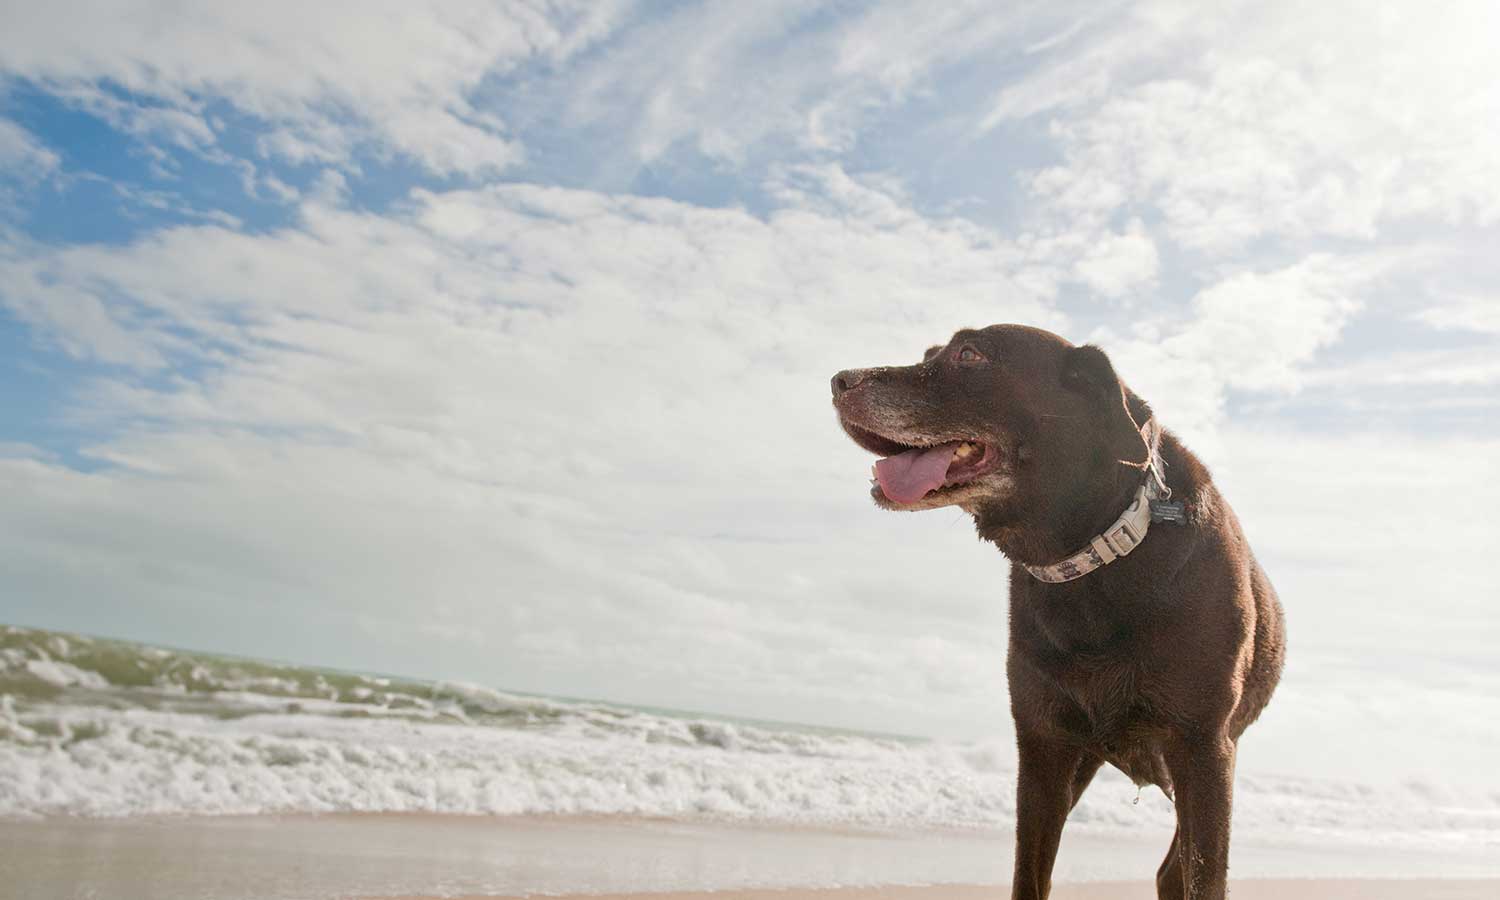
1020, 646, 1156, 763
1052, 653, 1176, 785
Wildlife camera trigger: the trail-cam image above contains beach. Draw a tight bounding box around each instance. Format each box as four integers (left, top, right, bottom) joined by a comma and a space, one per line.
5, 627, 1499, 899
466, 885, 1500, 900
3, 813, 1497, 900
462, 884, 1500, 900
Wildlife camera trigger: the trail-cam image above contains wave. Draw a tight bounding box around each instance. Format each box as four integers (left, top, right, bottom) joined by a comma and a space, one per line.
3, 625, 1498, 849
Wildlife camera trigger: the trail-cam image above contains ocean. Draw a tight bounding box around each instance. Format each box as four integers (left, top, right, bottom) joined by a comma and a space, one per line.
3, 624, 1497, 852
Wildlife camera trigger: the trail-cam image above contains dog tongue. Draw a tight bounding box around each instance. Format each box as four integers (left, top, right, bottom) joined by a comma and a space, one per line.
875, 442, 961, 503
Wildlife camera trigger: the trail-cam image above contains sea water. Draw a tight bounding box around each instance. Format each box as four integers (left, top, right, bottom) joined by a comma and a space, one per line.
2, 624, 1497, 853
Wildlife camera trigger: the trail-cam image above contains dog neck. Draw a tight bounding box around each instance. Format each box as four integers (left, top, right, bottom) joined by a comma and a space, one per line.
973, 418, 1179, 576
1022, 418, 1176, 583
1022, 479, 1161, 583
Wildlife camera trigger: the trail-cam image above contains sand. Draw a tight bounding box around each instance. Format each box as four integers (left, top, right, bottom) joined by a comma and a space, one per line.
381, 884, 1500, 900
1, 814, 1495, 900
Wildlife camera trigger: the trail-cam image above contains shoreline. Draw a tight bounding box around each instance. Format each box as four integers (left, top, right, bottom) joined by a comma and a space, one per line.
381, 882, 1500, 900
2, 813, 1496, 900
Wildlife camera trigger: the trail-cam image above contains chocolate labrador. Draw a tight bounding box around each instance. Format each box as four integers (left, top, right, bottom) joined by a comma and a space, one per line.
831, 324, 1285, 900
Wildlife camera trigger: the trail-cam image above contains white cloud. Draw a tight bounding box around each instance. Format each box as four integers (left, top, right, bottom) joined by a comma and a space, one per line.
1070, 218, 1158, 300
1086, 255, 1370, 443
48, 85, 218, 156
1303, 346, 1500, 391
3, 162, 1489, 763
1000, 1, 1500, 253
0, 118, 58, 180
560, 0, 1084, 163
1162, 257, 1363, 394
0, 442, 54, 461
0, 176, 1072, 734
1415, 295, 1500, 336
2, 0, 1497, 791
2, 171, 1067, 374
0, 0, 631, 176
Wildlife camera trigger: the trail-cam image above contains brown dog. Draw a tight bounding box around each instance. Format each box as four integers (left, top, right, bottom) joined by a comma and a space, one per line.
831, 324, 1285, 900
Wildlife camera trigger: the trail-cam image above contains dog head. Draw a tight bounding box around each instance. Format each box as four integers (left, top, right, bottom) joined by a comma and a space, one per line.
831, 324, 1153, 558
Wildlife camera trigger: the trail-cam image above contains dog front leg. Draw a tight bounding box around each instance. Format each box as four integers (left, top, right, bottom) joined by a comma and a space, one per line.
1011, 736, 1091, 900
1162, 732, 1236, 900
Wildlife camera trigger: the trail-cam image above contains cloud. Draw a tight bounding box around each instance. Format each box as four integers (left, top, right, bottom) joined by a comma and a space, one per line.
0, 0, 631, 176
1080, 254, 1370, 443
1070, 218, 1158, 300
3, 156, 1488, 759
0, 118, 60, 214
0, 118, 59, 178
559, 0, 1085, 163
998, 1, 1500, 253
2, 0, 1497, 792
1304, 346, 1500, 391
45, 85, 219, 158
1, 169, 1067, 373
1160, 257, 1364, 394
0, 174, 1074, 733
1415, 295, 1500, 336
0, 442, 54, 461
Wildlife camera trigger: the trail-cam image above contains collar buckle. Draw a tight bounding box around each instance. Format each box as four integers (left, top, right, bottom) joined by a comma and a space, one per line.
1023, 419, 1181, 584
1089, 501, 1144, 564
1104, 516, 1144, 557
1027, 481, 1156, 583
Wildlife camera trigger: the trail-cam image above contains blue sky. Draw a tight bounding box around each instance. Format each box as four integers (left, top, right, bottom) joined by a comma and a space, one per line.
2, 1, 1499, 792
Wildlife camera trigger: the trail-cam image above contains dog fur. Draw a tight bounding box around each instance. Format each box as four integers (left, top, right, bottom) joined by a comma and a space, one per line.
831, 324, 1286, 900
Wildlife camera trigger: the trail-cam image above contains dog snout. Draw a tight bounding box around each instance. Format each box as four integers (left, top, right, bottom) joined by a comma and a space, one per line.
831, 368, 873, 399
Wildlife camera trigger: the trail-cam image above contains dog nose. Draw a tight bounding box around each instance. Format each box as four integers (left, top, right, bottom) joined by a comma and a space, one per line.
831, 368, 870, 398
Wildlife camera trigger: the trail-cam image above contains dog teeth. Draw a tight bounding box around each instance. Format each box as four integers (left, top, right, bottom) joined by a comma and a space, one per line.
955, 442, 978, 459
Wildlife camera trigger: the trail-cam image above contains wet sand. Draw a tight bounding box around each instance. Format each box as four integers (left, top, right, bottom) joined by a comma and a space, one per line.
392, 883, 1500, 900
1, 814, 1495, 900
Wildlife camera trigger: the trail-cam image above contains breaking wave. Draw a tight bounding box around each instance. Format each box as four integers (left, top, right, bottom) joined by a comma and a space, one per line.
2, 625, 1497, 849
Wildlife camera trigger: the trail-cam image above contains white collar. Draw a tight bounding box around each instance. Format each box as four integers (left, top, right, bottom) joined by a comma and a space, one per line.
1023, 481, 1159, 583
1023, 420, 1173, 584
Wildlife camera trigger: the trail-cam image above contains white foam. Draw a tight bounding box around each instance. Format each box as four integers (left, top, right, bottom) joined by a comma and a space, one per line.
22, 660, 108, 690
1, 691, 1497, 852
2, 626, 1497, 851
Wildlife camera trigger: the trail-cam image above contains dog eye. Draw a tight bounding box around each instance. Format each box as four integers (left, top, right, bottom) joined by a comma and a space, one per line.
957, 347, 984, 363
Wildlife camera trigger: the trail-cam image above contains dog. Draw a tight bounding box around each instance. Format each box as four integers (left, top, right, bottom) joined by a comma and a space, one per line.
831, 324, 1285, 900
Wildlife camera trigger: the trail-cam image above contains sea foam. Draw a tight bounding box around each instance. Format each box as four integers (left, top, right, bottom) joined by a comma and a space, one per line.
2, 625, 1497, 849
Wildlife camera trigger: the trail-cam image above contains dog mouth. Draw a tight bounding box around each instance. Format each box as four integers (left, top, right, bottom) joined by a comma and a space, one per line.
842, 423, 1002, 505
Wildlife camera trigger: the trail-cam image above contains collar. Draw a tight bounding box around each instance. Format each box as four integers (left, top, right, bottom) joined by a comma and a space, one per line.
1023, 419, 1174, 585
1023, 482, 1157, 583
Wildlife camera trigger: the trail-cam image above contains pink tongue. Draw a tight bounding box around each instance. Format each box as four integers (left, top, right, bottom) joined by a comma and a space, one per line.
875, 442, 961, 503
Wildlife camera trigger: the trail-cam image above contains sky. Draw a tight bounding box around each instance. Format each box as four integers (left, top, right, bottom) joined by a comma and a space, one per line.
1, 1, 1498, 792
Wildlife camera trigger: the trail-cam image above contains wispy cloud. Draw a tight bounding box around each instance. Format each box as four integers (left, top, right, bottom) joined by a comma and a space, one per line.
998, 1, 1500, 253
0, 0, 632, 176
0, 117, 60, 216
558, 0, 1076, 163
1415, 295, 1500, 336
0, 0, 1497, 790
0, 118, 59, 177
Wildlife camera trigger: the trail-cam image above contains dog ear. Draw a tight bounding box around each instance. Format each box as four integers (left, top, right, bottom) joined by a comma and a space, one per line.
1063, 344, 1154, 465
1060, 345, 1121, 399
922, 345, 944, 362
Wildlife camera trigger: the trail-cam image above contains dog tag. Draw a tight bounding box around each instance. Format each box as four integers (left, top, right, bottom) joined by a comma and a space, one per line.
1150, 499, 1187, 525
